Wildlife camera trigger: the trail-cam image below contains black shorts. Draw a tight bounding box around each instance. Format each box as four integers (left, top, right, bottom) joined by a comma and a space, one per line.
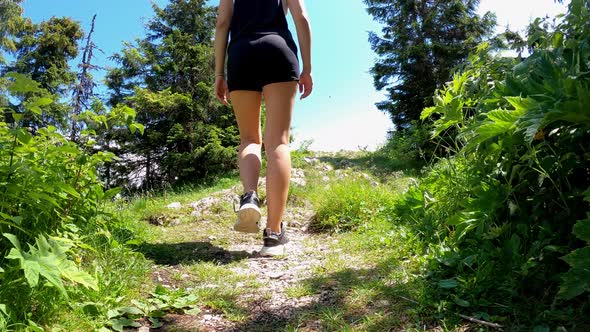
227, 33, 300, 92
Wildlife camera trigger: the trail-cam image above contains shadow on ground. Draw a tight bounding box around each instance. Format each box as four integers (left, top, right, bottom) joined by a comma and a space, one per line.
228, 256, 431, 332
137, 241, 252, 265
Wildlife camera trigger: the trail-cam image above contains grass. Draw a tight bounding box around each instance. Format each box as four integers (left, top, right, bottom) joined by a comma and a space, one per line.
278, 153, 443, 331
21, 173, 243, 331
44, 150, 452, 331
285, 284, 315, 299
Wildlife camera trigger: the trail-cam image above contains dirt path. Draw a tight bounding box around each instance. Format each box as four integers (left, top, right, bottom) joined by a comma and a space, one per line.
140, 171, 340, 332
132, 155, 426, 332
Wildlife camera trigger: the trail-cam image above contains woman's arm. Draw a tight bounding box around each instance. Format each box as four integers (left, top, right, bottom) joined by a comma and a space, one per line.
214, 0, 233, 104
287, 0, 313, 99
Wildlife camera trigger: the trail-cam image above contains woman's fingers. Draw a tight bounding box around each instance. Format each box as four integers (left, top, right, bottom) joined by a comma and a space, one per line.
301, 83, 312, 99
215, 77, 229, 105
224, 81, 230, 103
215, 88, 225, 104
299, 73, 313, 99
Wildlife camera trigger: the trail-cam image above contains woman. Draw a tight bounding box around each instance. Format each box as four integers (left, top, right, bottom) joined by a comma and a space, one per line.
214, 0, 313, 256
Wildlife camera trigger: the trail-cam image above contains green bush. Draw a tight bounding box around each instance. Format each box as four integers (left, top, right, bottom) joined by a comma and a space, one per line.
399, 0, 590, 328
0, 73, 149, 330
371, 122, 432, 171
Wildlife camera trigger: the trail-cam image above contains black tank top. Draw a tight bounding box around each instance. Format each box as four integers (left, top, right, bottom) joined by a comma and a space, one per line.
229, 0, 291, 42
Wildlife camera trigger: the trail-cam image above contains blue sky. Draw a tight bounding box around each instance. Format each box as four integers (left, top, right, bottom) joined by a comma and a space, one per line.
20, 0, 567, 151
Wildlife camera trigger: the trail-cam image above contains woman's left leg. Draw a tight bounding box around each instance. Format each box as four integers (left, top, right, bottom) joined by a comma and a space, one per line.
229, 90, 263, 194
230, 90, 264, 233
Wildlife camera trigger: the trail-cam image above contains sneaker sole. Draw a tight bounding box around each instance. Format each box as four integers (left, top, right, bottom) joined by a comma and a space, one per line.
233, 204, 261, 233
259, 244, 286, 257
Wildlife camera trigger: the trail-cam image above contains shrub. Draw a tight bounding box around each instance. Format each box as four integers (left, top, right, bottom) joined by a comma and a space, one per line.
0, 73, 148, 329
401, 1, 590, 328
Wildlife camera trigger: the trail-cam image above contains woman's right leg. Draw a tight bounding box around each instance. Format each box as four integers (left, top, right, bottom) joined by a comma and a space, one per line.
229, 91, 263, 194
262, 81, 298, 234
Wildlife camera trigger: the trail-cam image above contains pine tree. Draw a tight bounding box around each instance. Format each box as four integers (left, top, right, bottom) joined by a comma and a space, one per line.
105, 0, 238, 189
1, 5, 83, 131
0, 0, 27, 65
364, 0, 496, 130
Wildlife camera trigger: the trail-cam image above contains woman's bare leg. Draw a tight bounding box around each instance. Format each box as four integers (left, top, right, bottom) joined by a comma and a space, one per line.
229, 91, 263, 194
262, 81, 298, 233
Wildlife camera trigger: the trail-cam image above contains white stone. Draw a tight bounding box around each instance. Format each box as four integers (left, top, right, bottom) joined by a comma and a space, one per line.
168, 218, 181, 226
291, 177, 307, 186
166, 202, 182, 209
291, 168, 305, 177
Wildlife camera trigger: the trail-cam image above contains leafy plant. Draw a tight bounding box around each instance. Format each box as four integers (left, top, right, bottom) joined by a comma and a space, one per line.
104, 285, 200, 332
559, 188, 590, 300
4, 233, 97, 297
391, 0, 590, 328
0, 72, 147, 328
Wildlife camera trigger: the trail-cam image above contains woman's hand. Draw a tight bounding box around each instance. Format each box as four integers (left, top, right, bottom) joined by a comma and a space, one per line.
299, 70, 313, 99
215, 76, 229, 105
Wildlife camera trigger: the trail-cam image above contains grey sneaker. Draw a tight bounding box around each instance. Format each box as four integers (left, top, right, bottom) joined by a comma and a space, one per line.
259, 223, 289, 257
233, 191, 261, 233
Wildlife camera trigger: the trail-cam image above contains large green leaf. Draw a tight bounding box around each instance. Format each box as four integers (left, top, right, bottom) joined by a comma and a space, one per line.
4, 233, 98, 297
26, 97, 53, 115
559, 244, 590, 299
562, 247, 590, 269
469, 121, 512, 147
421, 106, 437, 121
505, 97, 537, 117
109, 318, 141, 332
573, 216, 590, 243
438, 278, 458, 289
56, 183, 81, 199
486, 108, 520, 125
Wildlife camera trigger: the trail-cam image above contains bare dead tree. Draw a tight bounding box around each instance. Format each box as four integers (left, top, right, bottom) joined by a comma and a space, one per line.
71, 14, 99, 142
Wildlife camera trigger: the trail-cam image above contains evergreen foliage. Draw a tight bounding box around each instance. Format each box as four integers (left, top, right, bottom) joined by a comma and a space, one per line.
105, 0, 239, 190
364, 0, 496, 130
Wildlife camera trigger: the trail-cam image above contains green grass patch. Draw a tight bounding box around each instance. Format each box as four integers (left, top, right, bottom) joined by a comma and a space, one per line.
308, 177, 398, 232
285, 284, 315, 299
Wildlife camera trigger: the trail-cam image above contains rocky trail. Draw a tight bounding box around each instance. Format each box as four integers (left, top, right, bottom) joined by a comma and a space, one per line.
133, 156, 379, 332
121, 154, 430, 332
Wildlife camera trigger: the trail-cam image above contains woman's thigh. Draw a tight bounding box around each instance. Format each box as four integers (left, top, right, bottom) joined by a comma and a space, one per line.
262, 81, 298, 147
230, 91, 263, 143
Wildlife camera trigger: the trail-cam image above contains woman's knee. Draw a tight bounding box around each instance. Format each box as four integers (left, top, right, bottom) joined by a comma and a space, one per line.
240, 135, 262, 146
264, 140, 290, 155
264, 131, 290, 149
